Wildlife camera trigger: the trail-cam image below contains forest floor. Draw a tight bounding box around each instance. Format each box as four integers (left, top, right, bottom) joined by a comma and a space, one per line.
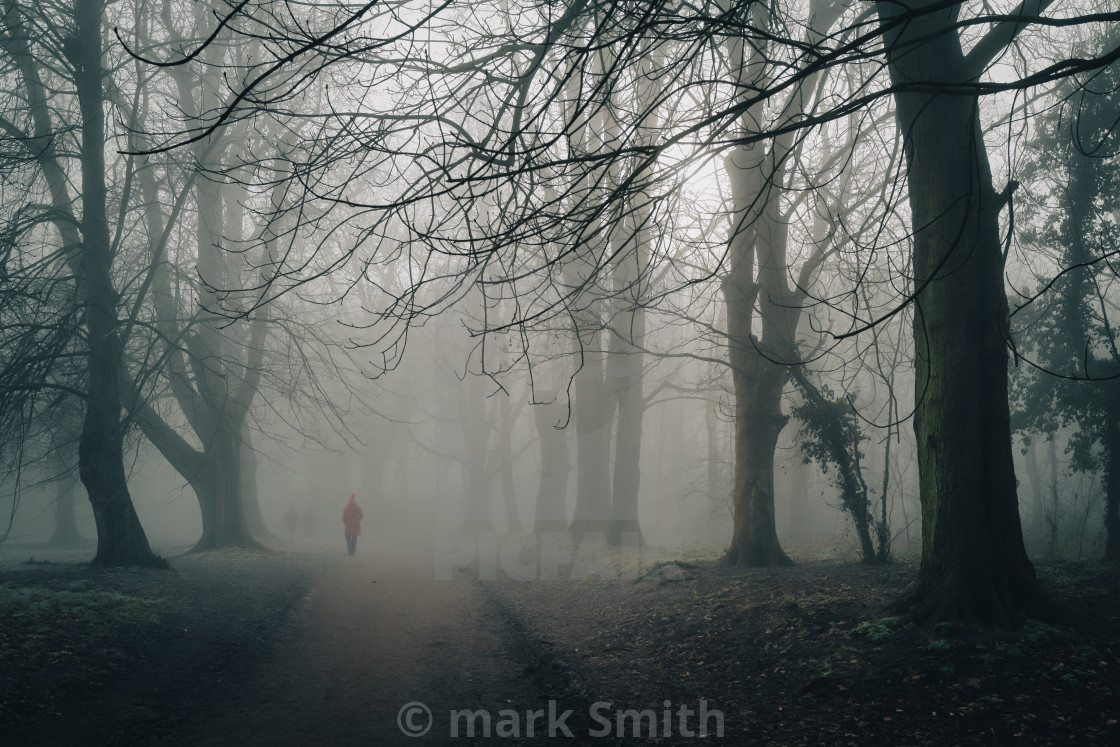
487, 545, 1120, 744
0, 537, 1117, 745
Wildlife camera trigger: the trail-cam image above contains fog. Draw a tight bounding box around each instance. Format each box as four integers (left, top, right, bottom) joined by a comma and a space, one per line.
0, 0, 1114, 598
3, 3, 1120, 743
2, 295, 1110, 564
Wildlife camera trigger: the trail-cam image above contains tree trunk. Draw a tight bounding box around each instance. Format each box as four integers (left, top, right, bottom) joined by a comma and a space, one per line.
720, 191, 794, 567
74, 0, 163, 568
877, 420, 893, 564
723, 305, 792, 566
459, 372, 494, 535
561, 43, 615, 541
851, 490, 877, 564
606, 371, 643, 544
190, 423, 258, 551
717, 0, 848, 568
186, 134, 257, 551
726, 407, 792, 566
123, 12, 269, 552
568, 372, 612, 538
533, 393, 571, 533
605, 246, 646, 544
131, 396, 260, 551
1021, 436, 1046, 541
1104, 403, 1120, 563
705, 393, 721, 506
788, 451, 810, 545
1046, 436, 1061, 556
1060, 137, 1120, 563
878, 0, 1052, 623
568, 321, 613, 539
602, 44, 660, 548
498, 392, 521, 535
239, 429, 272, 541
49, 478, 86, 546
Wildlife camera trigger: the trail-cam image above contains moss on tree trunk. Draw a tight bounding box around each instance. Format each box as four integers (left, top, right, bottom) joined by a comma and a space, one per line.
879, 0, 1054, 624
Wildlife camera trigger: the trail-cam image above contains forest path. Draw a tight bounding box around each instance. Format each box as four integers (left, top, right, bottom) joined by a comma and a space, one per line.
175, 547, 534, 746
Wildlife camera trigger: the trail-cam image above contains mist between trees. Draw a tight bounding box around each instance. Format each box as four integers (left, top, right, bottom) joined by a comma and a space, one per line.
0, 0, 1118, 625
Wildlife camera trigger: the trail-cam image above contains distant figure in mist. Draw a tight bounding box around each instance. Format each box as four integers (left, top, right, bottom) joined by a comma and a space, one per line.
342, 494, 363, 556
283, 504, 299, 542
303, 507, 318, 539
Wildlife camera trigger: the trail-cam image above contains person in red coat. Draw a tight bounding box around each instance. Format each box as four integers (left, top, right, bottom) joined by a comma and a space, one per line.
342, 493, 363, 555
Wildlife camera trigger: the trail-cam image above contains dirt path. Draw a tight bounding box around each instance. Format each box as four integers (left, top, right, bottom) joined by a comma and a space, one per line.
168, 548, 540, 746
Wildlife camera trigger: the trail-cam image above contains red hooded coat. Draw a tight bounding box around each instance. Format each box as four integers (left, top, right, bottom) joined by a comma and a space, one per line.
343, 495, 363, 536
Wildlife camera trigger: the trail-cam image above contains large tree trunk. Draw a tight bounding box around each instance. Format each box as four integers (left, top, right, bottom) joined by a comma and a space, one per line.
6, 0, 160, 566
185, 130, 259, 551
190, 422, 258, 551
605, 233, 646, 544
74, 0, 163, 568
723, 349, 792, 567
718, 0, 845, 566
878, 0, 1052, 623
606, 366, 643, 544
720, 147, 795, 567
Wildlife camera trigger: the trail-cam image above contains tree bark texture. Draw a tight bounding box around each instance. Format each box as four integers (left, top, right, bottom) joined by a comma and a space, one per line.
74, 0, 164, 567
878, 0, 1052, 623
720, 147, 795, 567
719, 0, 845, 566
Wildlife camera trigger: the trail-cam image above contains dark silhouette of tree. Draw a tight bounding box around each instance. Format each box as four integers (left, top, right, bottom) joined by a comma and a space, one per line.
875, 0, 1064, 624
0, 0, 164, 566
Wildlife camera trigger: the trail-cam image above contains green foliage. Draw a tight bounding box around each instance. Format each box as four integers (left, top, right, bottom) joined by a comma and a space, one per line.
1020, 619, 1075, 647
790, 369, 889, 562
850, 616, 908, 643
932, 621, 955, 636
790, 381, 864, 485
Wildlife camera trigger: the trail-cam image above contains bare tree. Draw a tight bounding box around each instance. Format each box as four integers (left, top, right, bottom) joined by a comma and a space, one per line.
0, 0, 164, 566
